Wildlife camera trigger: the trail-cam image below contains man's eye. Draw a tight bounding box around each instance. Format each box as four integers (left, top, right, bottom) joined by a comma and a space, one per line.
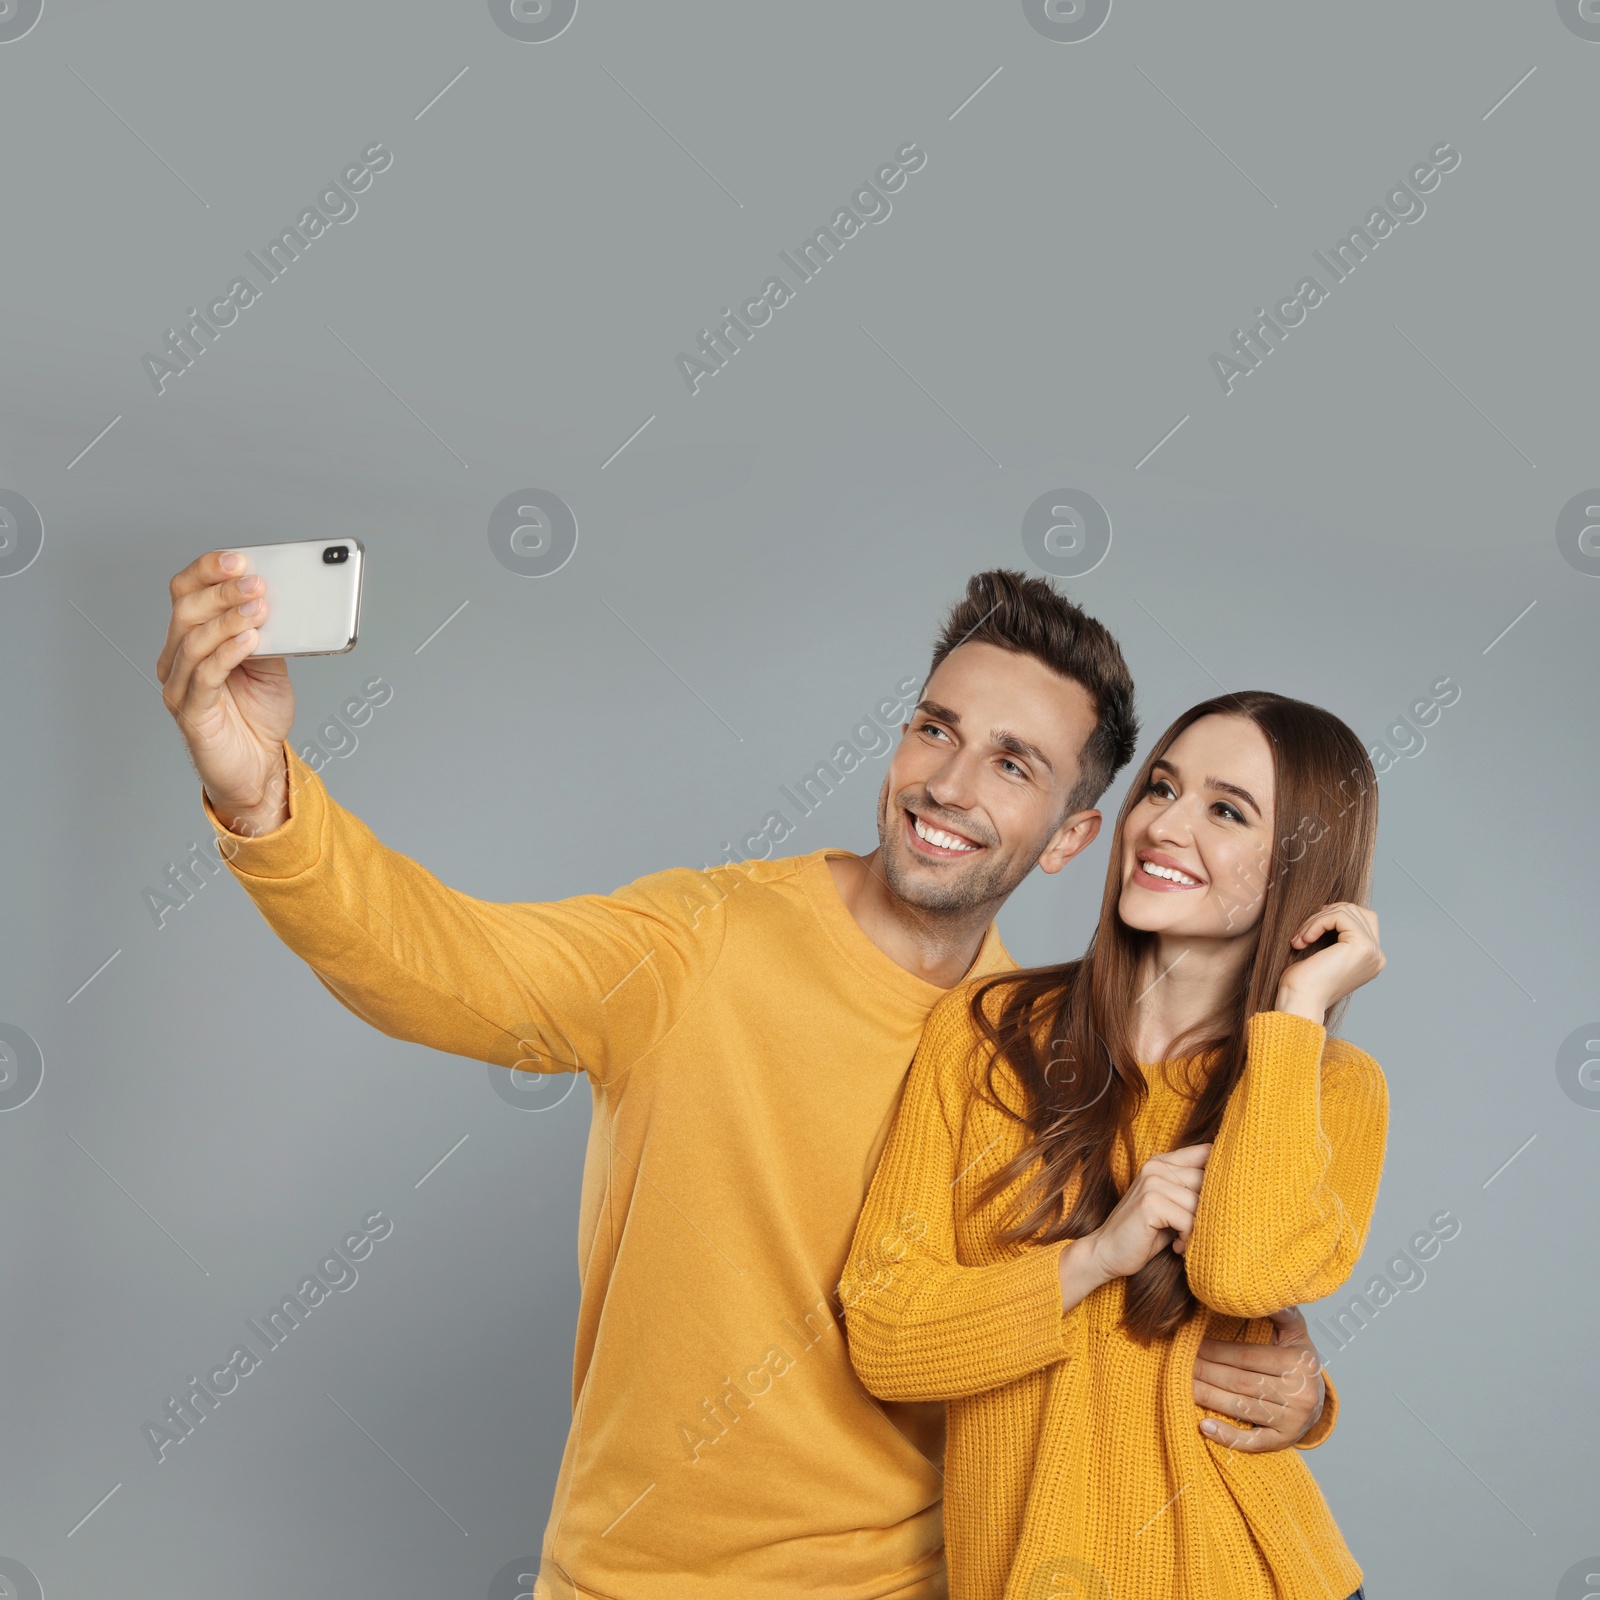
1000, 759, 1024, 777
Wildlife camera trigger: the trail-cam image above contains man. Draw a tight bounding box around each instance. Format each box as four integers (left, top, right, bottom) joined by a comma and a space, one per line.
158, 558, 1335, 1600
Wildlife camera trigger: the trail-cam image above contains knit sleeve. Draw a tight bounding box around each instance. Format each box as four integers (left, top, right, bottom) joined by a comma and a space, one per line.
202, 743, 729, 1089
839, 992, 1082, 1403
1186, 1012, 1389, 1320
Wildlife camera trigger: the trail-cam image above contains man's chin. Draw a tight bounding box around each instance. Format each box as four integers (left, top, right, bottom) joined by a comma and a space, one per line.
881, 840, 1016, 914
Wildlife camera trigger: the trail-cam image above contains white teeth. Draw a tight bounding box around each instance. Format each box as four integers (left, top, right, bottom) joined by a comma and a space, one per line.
1142, 860, 1199, 885
913, 816, 978, 853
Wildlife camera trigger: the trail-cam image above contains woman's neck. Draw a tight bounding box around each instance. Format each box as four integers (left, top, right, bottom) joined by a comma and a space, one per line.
1130, 934, 1256, 1063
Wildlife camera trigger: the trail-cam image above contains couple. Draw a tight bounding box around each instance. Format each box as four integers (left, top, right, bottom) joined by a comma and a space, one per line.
157, 557, 1384, 1600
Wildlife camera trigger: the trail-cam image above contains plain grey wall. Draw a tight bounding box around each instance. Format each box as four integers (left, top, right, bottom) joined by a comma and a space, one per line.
2, 1, 1596, 1596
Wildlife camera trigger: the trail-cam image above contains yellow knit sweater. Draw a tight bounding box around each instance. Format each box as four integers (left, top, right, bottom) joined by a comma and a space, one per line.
840, 988, 1387, 1600
206, 749, 1025, 1600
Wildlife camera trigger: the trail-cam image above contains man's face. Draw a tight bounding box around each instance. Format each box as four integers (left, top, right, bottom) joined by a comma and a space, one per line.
875, 640, 1103, 914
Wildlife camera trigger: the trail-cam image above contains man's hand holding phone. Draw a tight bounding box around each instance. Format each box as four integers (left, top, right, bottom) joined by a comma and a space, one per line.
157, 550, 295, 837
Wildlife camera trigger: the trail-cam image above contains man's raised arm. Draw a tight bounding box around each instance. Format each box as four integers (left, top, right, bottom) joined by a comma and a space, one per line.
157, 550, 723, 1086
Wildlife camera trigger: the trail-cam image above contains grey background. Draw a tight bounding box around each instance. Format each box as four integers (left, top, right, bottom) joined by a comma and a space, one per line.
2, 1, 1596, 1595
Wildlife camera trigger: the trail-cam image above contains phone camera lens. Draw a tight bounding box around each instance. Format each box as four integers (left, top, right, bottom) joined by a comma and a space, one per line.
322, 545, 349, 564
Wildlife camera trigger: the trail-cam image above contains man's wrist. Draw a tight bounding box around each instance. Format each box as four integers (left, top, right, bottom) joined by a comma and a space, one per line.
1290, 1365, 1326, 1440
209, 794, 288, 839
1297, 1366, 1338, 1448
206, 750, 291, 839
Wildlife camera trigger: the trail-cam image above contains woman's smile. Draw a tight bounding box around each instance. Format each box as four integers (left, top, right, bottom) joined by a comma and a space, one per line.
1131, 849, 1207, 891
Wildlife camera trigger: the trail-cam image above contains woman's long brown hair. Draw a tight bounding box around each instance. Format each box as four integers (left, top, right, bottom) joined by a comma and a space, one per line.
968, 691, 1379, 1341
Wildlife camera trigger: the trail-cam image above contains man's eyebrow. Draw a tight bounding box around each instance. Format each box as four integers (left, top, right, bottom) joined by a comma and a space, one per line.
993, 729, 1053, 776
1150, 757, 1260, 818
916, 700, 1054, 776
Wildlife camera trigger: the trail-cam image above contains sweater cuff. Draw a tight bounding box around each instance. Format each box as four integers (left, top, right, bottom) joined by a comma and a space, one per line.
1023, 1241, 1086, 1365
960, 1239, 1086, 1383
1242, 1008, 1328, 1133
937, 1237, 1086, 1393
842, 1237, 1084, 1401
1248, 1006, 1328, 1061
1297, 1365, 1339, 1449
203, 743, 328, 880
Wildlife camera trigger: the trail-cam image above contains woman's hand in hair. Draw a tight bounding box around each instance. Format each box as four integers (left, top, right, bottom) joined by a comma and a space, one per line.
1275, 902, 1385, 1024
1060, 1144, 1212, 1309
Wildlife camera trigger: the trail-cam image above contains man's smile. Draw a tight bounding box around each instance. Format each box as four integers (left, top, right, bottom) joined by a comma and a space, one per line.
904, 807, 986, 858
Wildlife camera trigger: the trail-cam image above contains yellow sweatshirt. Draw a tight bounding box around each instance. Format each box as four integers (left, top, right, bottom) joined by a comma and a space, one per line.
204, 746, 1020, 1600
841, 988, 1384, 1600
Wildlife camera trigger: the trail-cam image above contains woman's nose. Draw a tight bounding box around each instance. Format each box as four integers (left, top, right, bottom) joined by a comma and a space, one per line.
1146, 804, 1195, 843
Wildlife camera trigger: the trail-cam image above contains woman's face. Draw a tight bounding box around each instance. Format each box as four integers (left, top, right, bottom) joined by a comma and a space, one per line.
1118, 714, 1278, 941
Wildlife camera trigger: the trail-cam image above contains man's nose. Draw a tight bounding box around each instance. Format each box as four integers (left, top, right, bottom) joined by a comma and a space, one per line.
924, 749, 981, 812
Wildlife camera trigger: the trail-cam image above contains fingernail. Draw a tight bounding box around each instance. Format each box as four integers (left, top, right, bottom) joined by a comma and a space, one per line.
240, 575, 261, 593
1201, 1420, 1217, 1435
239, 600, 261, 617
222, 552, 244, 572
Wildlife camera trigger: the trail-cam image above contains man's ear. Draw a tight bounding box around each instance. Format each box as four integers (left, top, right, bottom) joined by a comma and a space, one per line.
1037, 809, 1101, 876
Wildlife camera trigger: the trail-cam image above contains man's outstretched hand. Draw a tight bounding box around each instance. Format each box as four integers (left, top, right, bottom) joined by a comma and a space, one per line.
1191, 1307, 1326, 1451
156, 550, 294, 837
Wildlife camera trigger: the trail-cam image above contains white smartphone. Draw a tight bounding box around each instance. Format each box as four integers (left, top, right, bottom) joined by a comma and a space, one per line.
224, 539, 365, 657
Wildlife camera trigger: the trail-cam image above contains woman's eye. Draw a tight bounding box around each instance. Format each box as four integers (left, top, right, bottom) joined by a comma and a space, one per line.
1213, 803, 1244, 823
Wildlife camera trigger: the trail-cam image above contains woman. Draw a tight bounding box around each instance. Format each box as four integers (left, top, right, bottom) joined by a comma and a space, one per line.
840, 692, 1386, 1600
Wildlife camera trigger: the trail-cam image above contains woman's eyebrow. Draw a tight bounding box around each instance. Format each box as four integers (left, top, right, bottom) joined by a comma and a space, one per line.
1205, 776, 1261, 817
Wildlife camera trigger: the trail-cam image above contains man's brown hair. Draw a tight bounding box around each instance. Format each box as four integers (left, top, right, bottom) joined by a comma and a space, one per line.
928, 569, 1139, 813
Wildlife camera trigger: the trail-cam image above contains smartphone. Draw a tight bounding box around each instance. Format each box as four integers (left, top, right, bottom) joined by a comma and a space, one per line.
224, 539, 365, 657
